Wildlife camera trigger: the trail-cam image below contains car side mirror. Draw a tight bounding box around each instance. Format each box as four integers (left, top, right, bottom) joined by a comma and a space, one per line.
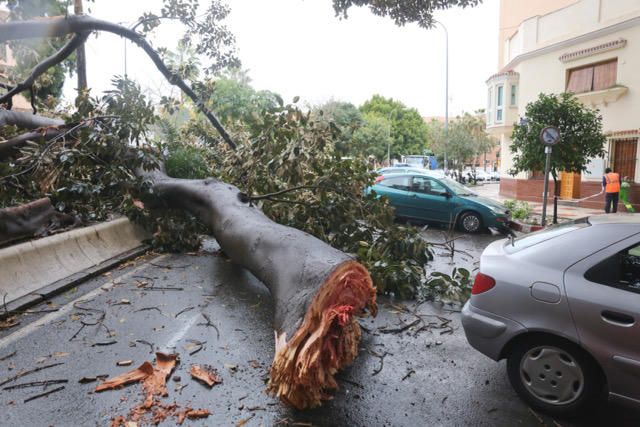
440, 192, 451, 198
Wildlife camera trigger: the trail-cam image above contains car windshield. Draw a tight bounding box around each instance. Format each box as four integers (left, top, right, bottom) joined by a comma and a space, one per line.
504, 218, 591, 254
440, 177, 477, 196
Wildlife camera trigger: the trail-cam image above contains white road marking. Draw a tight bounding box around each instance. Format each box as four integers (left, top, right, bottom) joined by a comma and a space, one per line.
163, 313, 201, 352
0, 254, 169, 349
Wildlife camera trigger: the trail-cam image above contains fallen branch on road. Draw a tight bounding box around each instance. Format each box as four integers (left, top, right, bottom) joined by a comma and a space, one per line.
3, 379, 68, 390
24, 385, 65, 403
0, 362, 64, 387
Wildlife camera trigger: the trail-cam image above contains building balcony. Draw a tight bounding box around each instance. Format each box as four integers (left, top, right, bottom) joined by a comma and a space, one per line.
574, 85, 628, 107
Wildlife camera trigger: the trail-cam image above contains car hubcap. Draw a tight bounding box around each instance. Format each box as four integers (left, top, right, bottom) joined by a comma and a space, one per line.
463, 215, 480, 232
520, 346, 584, 406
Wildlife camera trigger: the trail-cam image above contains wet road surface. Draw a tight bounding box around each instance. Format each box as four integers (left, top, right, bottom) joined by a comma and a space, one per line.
0, 238, 638, 426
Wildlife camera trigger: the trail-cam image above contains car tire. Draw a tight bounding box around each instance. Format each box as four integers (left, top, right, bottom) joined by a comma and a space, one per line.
506, 335, 604, 418
458, 211, 482, 233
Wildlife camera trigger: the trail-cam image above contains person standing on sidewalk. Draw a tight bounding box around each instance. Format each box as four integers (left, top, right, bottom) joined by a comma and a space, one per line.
602, 167, 621, 213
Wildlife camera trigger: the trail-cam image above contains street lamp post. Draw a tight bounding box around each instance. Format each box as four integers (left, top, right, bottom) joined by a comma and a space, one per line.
436, 21, 449, 172
387, 109, 395, 166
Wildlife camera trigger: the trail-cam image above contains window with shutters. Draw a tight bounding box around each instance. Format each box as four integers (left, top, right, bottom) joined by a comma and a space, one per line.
566, 59, 617, 93
613, 138, 637, 182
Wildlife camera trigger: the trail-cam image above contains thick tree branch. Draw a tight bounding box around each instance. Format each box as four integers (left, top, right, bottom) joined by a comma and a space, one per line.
0, 198, 75, 245
0, 15, 236, 150
0, 32, 89, 108
0, 110, 64, 129
140, 168, 376, 409
0, 128, 65, 159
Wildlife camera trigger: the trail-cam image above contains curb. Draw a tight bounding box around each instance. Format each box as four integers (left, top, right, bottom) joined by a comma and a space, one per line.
0, 217, 149, 310
0, 245, 149, 319
508, 220, 545, 233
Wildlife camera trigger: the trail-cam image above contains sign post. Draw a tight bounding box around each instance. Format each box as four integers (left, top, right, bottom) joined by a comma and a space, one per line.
539, 126, 561, 226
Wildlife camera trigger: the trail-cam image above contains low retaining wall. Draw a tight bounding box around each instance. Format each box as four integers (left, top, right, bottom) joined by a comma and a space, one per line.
0, 217, 149, 306
500, 178, 640, 211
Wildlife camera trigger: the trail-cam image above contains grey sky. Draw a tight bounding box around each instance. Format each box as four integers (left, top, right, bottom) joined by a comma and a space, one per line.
65, 0, 499, 117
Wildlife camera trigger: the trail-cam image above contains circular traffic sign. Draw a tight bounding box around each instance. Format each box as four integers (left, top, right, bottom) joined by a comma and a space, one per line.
539, 126, 561, 146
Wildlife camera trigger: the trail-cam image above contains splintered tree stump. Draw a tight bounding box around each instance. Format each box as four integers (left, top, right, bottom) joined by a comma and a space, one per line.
0, 198, 75, 245
145, 170, 377, 409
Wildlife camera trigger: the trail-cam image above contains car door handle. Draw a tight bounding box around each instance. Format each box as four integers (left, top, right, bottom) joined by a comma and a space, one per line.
408, 193, 417, 198
601, 310, 635, 326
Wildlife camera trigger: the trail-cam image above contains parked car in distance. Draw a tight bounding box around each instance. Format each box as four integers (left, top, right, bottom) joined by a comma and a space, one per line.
367, 172, 510, 233
462, 215, 640, 417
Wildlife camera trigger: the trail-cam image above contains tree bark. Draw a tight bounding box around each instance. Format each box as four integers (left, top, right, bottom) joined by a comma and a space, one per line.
0, 128, 65, 160
144, 169, 377, 409
0, 198, 75, 245
0, 110, 64, 129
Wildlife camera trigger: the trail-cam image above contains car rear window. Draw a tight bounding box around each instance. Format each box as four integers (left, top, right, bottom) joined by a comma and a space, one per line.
504, 218, 590, 254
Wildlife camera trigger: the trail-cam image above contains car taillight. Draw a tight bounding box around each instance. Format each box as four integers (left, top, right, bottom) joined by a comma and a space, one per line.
374, 175, 384, 183
472, 272, 496, 295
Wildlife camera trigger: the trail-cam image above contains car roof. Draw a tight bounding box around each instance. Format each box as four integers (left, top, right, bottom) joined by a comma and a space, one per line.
380, 170, 441, 178
588, 214, 640, 225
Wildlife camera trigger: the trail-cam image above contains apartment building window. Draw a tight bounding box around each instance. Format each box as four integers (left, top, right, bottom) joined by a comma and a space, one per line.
487, 87, 492, 124
510, 84, 517, 106
496, 85, 504, 123
566, 59, 617, 93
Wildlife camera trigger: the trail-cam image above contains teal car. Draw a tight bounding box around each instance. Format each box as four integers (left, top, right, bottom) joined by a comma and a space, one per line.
368, 173, 511, 233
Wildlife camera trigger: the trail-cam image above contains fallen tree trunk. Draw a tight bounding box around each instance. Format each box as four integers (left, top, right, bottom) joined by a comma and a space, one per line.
0, 198, 75, 245
145, 170, 377, 409
0, 110, 64, 129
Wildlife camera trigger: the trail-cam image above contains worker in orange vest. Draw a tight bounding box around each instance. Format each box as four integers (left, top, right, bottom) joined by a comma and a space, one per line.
602, 167, 621, 213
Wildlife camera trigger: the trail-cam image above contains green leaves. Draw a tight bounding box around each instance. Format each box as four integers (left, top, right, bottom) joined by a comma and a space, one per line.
331, 0, 482, 28
510, 92, 606, 177
357, 95, 430, 160
421, 267, 472, 303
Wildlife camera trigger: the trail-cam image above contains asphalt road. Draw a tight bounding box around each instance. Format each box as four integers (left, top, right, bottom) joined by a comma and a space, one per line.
0, 234, 638, 426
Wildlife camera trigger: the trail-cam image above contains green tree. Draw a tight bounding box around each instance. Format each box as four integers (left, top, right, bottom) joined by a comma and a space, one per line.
359, 95, 429, 160
351, 112, 391, 160
313, 100, 363, 156
332, 0, 482, 28
205, 69, 281, 127
510, 92, 607, 220
427, 113, 495, 171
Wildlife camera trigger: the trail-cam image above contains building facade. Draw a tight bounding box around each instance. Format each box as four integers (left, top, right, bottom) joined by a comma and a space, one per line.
487, 0, 640, 210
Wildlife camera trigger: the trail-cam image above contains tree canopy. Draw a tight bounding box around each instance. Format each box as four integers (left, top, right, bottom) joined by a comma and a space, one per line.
509, 92, 606, 179
359, 94, 429, 160
332, 0, 482, 28
426, 112, 495, 170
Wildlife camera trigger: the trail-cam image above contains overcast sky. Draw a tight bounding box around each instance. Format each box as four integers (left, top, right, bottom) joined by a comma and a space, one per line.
65, 0, 499, 117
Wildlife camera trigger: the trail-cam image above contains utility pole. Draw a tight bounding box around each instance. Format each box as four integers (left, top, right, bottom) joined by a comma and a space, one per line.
74, 0, 87, 90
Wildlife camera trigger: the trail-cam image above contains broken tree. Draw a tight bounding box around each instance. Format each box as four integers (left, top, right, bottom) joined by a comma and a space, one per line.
0, 13, 376, 409
144, 169, 377, 408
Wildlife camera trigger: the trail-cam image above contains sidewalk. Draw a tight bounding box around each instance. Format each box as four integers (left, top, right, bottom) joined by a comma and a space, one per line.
474, 182, 603, 220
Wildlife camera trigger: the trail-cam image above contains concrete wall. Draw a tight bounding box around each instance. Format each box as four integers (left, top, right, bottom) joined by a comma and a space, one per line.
0, 218, 148, 306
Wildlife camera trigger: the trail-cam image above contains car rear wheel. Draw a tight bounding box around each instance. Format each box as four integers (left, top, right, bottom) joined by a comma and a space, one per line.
507, 336, 604, 417
458, 211, 482, 233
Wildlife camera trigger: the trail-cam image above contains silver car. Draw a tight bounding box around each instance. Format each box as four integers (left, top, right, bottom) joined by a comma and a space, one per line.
462, 215, 640, 417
